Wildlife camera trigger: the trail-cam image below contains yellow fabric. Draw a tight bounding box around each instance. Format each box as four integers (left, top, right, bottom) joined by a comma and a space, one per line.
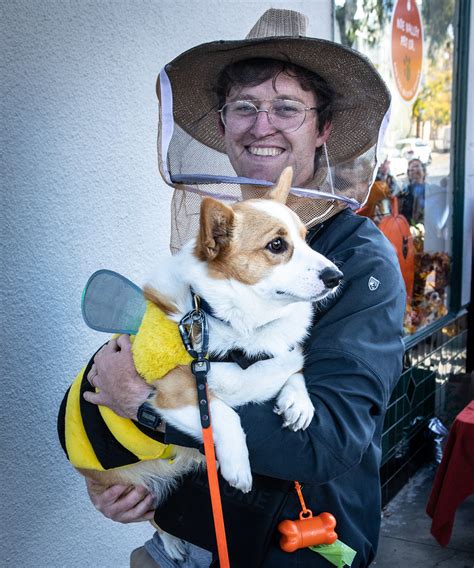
65, 302, 193, 470
65, 369, 104, 471
98, 405, 176, 460
132, 301, 192, 381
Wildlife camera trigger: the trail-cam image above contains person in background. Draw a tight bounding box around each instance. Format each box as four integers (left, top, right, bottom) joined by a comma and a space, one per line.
399, 158, 427, 225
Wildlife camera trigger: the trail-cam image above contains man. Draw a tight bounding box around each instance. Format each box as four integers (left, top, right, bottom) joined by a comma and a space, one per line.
83, 9, 405, 567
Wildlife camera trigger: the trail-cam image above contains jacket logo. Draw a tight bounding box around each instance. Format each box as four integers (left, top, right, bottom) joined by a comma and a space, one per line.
368, 276, 380, 291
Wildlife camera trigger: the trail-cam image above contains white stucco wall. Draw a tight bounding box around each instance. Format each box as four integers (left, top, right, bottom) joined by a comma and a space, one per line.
1, 2, 332, 567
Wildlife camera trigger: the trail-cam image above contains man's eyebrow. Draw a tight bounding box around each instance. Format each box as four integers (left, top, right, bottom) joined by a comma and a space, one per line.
271, 95, 306, 103
228, 94, 259, 101
227, 94, 308, 103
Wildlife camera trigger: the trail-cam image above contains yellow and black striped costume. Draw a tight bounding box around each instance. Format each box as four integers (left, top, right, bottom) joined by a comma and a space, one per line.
58, 302, 192, 471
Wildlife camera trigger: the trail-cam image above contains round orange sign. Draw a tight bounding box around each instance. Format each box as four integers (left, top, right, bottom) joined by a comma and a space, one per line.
391, 0, 423, 102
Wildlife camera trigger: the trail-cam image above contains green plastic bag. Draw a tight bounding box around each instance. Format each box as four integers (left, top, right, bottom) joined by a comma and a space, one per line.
309, 539, 357, 567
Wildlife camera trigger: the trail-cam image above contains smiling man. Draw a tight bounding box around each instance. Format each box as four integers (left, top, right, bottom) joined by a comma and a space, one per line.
217, 60, 333, 187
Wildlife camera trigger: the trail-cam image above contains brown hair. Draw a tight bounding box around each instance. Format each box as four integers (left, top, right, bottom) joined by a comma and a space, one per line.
214, 58, 336, 135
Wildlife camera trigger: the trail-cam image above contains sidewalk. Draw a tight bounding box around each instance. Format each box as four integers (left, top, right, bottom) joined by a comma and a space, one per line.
373, 465, 474, 567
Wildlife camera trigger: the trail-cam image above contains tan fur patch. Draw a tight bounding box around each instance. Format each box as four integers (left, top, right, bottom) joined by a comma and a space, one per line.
298, 223, 308, 240
204, 202, 295, 284
77, 466, 127, 487
193, 167, 310, 285
150, 365, 211, 409
143, 285, 178, 316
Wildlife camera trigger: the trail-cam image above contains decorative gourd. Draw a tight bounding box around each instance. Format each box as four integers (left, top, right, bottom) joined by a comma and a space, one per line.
357, 180, 391, 219
378, 197, 415, 300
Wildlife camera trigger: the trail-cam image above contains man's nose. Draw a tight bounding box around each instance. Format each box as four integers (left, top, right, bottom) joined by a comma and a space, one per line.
249, 110, 278, 136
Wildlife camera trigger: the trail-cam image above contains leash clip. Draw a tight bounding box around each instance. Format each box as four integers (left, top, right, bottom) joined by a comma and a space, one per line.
178, 299, 209, 360
179, 293, 211, 430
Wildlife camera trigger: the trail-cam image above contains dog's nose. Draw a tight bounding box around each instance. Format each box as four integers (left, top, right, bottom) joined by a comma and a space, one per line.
320, 268, 343, 289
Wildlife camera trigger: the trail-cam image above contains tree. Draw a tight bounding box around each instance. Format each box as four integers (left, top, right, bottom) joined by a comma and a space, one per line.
412, 68, 452, 137
421, 0, 455, 57
336, 0, 394, 48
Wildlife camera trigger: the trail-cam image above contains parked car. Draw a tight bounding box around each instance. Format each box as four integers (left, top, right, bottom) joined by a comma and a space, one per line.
395, 138, 432, 164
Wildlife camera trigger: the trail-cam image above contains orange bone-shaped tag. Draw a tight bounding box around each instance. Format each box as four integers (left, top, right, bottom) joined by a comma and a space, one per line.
278, 511, 338, 553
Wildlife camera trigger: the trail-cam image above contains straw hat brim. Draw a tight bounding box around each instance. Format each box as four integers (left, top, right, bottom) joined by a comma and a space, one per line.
161, 36, 391, 165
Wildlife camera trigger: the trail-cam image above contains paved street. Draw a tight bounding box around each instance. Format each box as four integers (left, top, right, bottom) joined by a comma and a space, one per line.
374, 465, 474, 568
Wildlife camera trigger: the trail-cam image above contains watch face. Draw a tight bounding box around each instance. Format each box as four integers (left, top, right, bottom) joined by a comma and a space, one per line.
138, 403, 161, 428
142, 408, 155, 421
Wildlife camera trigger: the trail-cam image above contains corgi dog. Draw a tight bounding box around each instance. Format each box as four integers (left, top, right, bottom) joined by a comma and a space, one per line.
63, 167, 342, 558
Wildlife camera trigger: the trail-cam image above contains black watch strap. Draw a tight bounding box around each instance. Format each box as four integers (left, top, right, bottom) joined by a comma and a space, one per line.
136, 402, 162, 430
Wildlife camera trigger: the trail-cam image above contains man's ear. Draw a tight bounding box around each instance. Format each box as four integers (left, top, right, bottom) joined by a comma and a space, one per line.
264, 166, 293, 204
217, 112, 225, 136
198, 197, 234, 260
316, 120, 332, 147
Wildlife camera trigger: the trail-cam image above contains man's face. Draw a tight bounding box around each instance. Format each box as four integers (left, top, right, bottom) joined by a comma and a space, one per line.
222, 74, 331, 187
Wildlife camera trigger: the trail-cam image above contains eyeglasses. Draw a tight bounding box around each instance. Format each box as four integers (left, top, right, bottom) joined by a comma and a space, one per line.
218, 99, 317, 134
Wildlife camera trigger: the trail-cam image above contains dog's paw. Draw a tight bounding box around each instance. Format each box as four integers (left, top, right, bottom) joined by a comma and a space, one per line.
160, 531, 187, 562
218, 451, 253, 493
274, 377, 315, 431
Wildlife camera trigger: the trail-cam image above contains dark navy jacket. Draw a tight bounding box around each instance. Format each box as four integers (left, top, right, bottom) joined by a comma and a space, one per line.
164, 209, 406, 567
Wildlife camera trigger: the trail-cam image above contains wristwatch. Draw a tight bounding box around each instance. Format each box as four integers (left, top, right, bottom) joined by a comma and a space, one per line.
136, 401, 162, 430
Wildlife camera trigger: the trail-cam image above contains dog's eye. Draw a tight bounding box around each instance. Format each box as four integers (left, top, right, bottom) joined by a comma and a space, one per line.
266, 238, 286, 253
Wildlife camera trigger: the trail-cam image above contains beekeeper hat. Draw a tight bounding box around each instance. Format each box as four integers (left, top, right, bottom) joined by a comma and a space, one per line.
156, 8, 391, 252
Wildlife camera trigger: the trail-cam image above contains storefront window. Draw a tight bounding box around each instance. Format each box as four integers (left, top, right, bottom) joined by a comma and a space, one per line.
335, 0, 455, 335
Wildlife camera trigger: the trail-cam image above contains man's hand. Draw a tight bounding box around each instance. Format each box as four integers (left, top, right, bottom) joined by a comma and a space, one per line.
83, 334, 151, 419
85, 478, 155, 523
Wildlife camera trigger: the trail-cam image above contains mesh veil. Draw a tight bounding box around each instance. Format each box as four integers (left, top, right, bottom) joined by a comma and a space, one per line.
155, 10, 391, 253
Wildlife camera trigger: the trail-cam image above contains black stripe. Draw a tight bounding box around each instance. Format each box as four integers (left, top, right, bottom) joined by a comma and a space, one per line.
133, 420, 166, 443
57, 386, 71, 459
210, 349, 272, 369
79, 347, 140, 469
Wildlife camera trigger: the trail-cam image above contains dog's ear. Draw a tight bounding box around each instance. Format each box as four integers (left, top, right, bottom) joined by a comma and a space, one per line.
265, 166, 293, 204
198, 197, 234, 260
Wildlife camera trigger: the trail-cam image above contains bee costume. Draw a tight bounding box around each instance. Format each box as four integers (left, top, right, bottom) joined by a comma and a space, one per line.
57, 270, 192, 471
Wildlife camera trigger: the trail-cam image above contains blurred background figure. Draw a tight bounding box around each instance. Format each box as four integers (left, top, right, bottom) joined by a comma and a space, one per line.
398, 158, 450, 253
399, 158, 427, 225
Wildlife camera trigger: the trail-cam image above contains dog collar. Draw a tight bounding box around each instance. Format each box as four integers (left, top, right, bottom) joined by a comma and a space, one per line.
196, 295, 219, 321
190, 288, 228, 325
188, 289, 274, 369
